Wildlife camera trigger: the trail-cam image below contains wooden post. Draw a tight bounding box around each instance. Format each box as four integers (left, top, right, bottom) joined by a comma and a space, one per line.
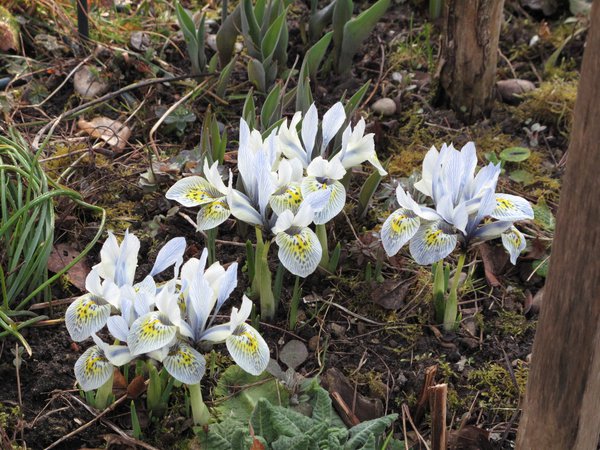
429, 384, 448, 450
516, 3, 600, 449
437, 0, 505, 123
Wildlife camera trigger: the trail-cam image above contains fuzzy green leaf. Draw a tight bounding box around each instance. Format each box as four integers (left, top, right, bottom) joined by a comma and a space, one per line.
533, 198, 556, 231
345, 414, 398, 449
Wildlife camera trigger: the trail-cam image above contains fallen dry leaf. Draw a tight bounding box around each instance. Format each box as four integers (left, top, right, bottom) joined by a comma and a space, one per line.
322, 368, 383, 424
127, 375, 147, 399
447, 425, 493, 450
370, 278, 412, 310
73, 65, 108, 99
479, 243, 508, 287
78, 117, 131, 152
0, 6, 19, 52
47, 243, 90, 291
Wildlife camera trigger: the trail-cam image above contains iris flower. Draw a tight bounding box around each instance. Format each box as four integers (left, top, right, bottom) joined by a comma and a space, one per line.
381, 143, 533, 265
66, 232, 186, 343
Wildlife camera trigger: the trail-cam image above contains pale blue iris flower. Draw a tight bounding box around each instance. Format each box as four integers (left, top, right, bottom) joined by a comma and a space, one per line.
68, 233, 270, 391
167, 103, 387, 278
381, 143, 533, 265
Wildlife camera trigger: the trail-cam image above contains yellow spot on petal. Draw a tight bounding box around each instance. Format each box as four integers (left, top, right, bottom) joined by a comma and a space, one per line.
186, 189, 212, 203
497, 198, 514, 211
425, 229, 443, 247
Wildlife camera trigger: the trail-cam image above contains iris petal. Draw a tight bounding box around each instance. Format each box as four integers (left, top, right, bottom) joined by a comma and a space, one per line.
74, 345, 113, 391
301, 177, 345, 224
196, 199, 231, 230
226, 323, 270, 376
275, 228, 322, 277
501, 227, 527, 265
127, 312, 177, 355
166, 176, 222, 207
381, 208, 420, 257
66, 294, 112, 342
270, 184, 303, 215
163, 341, 206, 385
491, 194, 534, 221
409, 221, 458, 265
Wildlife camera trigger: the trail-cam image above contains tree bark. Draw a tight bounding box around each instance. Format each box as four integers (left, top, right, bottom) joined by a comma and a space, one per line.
516, 3, 600, 449
437, 0, 505, 123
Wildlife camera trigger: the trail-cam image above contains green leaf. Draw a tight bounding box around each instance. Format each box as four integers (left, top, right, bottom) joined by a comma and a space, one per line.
532, 198, 556, 231
309, 0, 336, 42
345, 414, 398, 449
484, 151, 501, 165
251, 399, 279, 442
499, 146, 531, 163
357, 158, 388, 219
304, 31, 333, 78
216, 55, 237, 99
310, 384, 332, 424
243, 91, 257, 130
274, 404, 315, 431
214, 365, 289, 423
345, 80, 371, 115
261, 83, 282, 129
248, 58, 267, 92
338, 0, 390, 74
261, 10, 287, 61
241, 0, 261, 49
332, 0, 352, 63
216, 4, 241, 67
532, 258, 549, 278
509, 169, 535, 185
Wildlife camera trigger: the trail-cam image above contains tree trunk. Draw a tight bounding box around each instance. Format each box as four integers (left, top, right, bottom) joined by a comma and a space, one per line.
516, 3, 600, 449
437, 0, 505, 123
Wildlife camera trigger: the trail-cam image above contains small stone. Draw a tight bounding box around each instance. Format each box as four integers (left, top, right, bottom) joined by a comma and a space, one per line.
130, 31, 151, 52
329, 323, 346, 338
391, 72, 403, 83
497, 79, 536, 105
279, 339, 308, 370
206, 34, 218, 52
371, 98, 396, 116
308, 335, 320, 351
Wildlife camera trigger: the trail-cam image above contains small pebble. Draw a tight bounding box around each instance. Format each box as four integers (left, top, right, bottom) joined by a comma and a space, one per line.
308, 335, 320, 351
279, 339, 308, 370
371, 98, 397, 116
497, 79, 536, 105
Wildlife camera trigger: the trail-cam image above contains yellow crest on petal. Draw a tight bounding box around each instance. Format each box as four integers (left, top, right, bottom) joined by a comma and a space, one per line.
66, 294, 112, 342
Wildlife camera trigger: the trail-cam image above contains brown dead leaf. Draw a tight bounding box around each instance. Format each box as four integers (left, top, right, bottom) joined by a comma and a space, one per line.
322, 368, 383, 424
370, 278, 412, 310
478, 242, 508, 287
447, 425, 493, 450
47, 243, 90, 291
127, 375, 147, 399
113, 368, 127, 390
78, 117, 131, 152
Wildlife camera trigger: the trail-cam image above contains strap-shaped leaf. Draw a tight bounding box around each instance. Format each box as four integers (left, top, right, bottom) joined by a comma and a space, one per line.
338, 0, 391, 74
216, 4, 241, 67
261, 10, 287, 61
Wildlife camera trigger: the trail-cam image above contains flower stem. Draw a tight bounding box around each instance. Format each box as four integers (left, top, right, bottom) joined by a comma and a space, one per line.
254, 227, 275, 321
289, 276, 302, 330
316, 224, 330, 268
443, 253, 466, 331
95, 370, 114, 410
188, 383, 210, 426
206, 228, 217, 265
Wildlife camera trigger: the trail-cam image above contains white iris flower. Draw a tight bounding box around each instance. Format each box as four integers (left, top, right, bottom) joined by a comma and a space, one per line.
381, 143, 533, 265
